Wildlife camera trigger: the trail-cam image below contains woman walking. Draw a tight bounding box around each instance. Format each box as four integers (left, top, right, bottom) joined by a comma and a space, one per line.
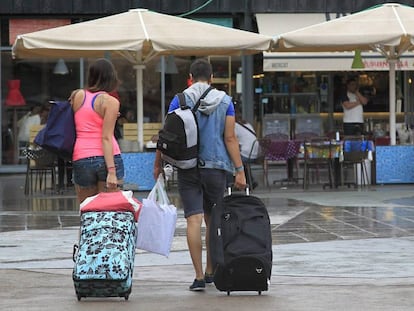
70, 58, 124, 203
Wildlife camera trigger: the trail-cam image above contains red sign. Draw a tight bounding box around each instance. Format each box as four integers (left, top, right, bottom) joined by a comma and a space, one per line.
9, 19, 71, 45
363, 59, 411, 70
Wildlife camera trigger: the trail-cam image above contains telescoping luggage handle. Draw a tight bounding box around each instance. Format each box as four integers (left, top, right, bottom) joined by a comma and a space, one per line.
228, 185, 249, 196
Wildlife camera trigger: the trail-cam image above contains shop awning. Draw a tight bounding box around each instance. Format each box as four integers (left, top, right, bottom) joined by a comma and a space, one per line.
256, 13, 414, 72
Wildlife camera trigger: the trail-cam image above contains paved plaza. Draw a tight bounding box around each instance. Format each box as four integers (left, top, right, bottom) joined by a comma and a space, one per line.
1, 174, 414, 310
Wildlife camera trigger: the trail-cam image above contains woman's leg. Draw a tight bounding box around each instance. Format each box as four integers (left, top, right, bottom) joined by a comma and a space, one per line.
75, 184, 98, 204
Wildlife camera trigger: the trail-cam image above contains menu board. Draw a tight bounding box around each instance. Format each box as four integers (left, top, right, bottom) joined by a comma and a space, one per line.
262, 114, 290, 137
294, 114, 322, 136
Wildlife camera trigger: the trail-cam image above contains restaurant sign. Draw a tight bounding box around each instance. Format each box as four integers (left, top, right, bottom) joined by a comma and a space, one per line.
263, 52, 414, 72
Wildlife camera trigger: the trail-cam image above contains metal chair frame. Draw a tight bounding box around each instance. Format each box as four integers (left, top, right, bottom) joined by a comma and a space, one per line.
24, 145, 56, 195
340, 136, 370, 188
303, 136, 334, 189
259, 134, 297, 188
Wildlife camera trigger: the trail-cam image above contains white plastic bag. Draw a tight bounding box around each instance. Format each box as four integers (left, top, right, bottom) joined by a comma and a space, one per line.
136, 174, 177, 257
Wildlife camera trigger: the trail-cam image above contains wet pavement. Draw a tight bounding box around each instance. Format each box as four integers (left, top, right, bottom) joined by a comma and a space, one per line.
1, 174, 414, 310
2, 174, 414, 244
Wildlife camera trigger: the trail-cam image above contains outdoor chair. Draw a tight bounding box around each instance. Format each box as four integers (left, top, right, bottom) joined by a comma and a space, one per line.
23, 144, 57, 195
23, 124, 56, 195
244, 138, 265, 189
259, 134, 299, 188
293, 131, 320, 184
303, 136, 334, 189
340, 135, 370, 188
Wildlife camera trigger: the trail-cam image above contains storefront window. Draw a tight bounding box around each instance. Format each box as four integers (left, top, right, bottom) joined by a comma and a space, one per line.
258, 71, 394, 115
333, 71, 390, 113
1, 53, 196, 166
256, 70, 414, 137
0, 55, 143, 165
1, 53, 82, 165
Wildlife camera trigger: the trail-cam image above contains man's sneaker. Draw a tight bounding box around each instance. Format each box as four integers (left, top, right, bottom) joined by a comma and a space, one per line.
204, 273, 214, 284
189, 279, 205, 291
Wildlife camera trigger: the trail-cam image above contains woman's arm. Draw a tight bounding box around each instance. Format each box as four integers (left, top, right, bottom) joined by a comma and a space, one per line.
100, 94, 120, 188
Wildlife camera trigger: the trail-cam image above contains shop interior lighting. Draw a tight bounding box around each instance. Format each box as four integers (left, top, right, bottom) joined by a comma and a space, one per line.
53, 58, 69, 75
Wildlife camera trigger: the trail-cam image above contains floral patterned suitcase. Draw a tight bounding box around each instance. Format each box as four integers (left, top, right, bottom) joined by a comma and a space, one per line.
72, 211, 136, 301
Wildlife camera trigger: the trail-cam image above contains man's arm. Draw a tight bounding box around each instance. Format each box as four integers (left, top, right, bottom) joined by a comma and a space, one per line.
153, 149, 163, 181
356, 90, 368, 105
153, 96, 180, 180
342, 92, 368, 109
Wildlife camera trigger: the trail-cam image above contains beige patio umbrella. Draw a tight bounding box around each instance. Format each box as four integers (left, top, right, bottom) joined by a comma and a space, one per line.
12, 8, 272, 150
272, 3, 414, 145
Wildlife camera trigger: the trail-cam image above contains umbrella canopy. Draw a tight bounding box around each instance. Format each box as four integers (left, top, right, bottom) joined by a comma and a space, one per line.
272, 3, 414, 145
13, 8, 272, 61
12, 8, 272, 149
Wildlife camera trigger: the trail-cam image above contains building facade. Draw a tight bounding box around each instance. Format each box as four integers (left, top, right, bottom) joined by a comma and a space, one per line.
2, 0, 414, 169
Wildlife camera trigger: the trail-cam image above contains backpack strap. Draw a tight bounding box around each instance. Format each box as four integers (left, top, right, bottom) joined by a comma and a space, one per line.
237, 121, 257, 137
177, 93, 186, 109
192, 86, 214, 113
176, 86, 214, 112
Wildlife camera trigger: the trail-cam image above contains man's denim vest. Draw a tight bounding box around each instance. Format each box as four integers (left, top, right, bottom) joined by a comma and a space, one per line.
185, 93, 233, 173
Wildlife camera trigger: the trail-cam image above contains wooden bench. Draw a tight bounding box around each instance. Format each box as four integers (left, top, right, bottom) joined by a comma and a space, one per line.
29, 124, 45, 143
121, 123, 162, 151
123, 123, 162, 142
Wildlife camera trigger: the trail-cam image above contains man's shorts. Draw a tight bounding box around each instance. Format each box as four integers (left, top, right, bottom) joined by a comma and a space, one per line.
73, 154, 124, 188
177, 167, 226, 218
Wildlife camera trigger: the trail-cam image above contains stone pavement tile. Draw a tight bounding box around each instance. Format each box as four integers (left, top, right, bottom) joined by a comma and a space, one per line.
1, 266, 414, 311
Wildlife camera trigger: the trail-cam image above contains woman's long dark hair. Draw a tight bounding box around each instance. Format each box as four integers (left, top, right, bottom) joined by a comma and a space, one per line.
86, 58, 120, 93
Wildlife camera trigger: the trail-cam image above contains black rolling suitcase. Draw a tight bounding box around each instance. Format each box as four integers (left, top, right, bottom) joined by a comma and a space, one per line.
209, 188, 272, 295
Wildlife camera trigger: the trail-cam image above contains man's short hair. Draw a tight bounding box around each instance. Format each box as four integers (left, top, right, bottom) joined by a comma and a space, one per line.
190, 58, 212, 82
346, 77, 357, 85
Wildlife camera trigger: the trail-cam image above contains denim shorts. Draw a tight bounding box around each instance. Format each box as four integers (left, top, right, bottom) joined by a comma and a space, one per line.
177, 168, 226, 218
72, 154, 124, 188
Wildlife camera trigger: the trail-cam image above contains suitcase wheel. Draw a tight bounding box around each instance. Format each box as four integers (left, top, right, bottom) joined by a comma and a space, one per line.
258, 291, 262, 295
123, 287, 131, 300
227, 291, 230, 296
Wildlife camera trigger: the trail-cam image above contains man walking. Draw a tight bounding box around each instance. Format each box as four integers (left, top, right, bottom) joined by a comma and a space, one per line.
154, 58, 246, 291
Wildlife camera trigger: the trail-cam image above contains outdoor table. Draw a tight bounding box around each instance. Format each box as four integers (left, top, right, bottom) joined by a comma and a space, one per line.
263, 139, 302, 185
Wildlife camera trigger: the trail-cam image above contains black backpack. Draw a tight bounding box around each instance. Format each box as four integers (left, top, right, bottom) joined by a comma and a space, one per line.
157, 87, 213, 169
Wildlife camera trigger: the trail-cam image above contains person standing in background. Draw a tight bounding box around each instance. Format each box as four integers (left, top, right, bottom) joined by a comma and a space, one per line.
70, 58, 124, 203
39, 104, 50, 125
228, 105, 259, 189
115, 108, 135, 140
17, 106, 41, 147
341, 78, 368, 136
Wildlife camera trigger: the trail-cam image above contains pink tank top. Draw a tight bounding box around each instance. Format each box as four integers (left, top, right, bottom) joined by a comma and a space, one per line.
72, 90, 121, 161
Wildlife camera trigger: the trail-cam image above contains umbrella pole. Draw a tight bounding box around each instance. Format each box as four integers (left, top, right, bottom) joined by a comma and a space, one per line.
160, 56, 166, 124
389, 59, 397, 145
79, 58, 85, 88
134, 65, 145, 151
